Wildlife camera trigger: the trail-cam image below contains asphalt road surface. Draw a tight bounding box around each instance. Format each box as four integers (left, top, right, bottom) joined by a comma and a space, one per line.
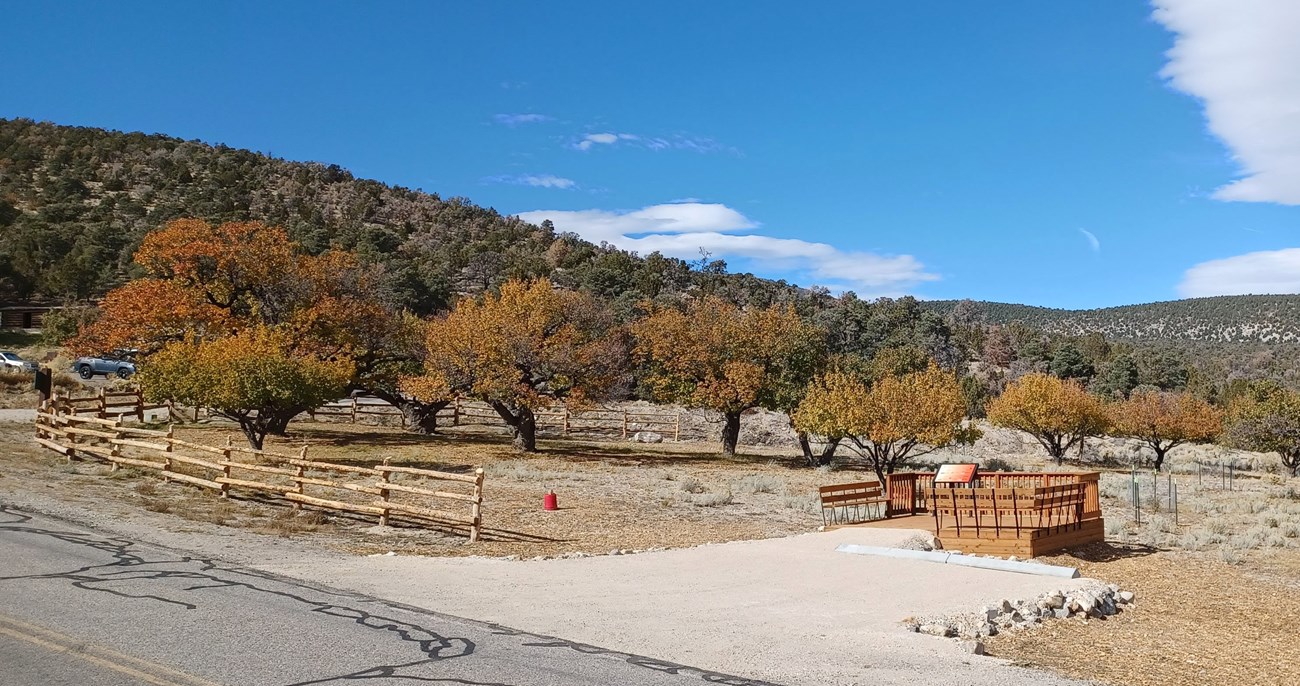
0, 508, 775, 686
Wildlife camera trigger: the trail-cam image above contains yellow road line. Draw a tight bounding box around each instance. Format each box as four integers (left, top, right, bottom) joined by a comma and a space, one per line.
0, 612, 225, 686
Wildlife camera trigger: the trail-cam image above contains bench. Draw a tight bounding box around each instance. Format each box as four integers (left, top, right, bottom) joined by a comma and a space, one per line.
818, 481, 888, 526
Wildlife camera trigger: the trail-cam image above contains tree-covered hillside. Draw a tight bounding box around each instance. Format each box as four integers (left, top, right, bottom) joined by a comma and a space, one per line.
0, 118, 809, 315
924, 296, 1300, 344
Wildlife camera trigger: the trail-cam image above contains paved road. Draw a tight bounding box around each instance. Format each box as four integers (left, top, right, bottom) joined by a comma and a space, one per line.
0, 508, 775, 686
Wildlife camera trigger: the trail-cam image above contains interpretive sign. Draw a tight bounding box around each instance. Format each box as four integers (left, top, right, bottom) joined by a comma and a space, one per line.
934, 463, 978, 485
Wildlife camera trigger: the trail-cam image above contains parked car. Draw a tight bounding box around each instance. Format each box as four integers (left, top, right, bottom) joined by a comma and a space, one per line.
73, 352, 137, 379
0, 351, 38, 373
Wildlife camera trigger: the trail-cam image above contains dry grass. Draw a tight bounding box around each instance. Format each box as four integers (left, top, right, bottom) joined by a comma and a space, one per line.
987, 543, 1300, 686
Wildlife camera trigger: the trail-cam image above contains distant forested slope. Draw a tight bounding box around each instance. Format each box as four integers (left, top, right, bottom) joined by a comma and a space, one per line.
0, 118, 807, 315
924, 296, 1300, 344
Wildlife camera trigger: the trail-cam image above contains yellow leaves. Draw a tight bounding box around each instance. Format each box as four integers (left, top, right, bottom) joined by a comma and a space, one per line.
1111, 389, 1221, 445
793, 365, 972, 447
988, 373, 1109, 436
630, 297, 826, 413
402, 279, 627, 409
139, 326, 352, 413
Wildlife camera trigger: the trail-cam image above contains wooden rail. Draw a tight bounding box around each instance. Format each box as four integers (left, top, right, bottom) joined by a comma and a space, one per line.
49, 387, 167, 423
309, 396, 684, 441
885, 471, 1100, 521
32, 402, 486, 541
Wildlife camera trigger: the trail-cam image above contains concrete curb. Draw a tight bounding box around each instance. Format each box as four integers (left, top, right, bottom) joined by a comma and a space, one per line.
835, 543, 1080, 579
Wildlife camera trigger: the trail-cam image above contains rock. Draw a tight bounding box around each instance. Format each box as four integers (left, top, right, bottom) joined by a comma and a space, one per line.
1052, 608, 1071, 619
1046, 593, 1066, 609
919, 624, 956, 637
632, 431, 664, 443
1100, 599, 1118, 616
982, 606, 1000, 622
1118, 590, 1135, 603
961, 641, 986, 656
1007, 556, 1019, 562
1000, 599, 1015, 613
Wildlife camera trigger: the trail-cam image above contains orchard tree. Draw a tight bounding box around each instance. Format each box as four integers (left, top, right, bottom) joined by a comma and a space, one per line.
1224, 382, 1300, 476
403, 279, 629, 452
632, 297, 826, 455
139, 328, 352, 449
1110, 390, 1222, 471
793, 365, 979, 480
987, 372, 1110, 463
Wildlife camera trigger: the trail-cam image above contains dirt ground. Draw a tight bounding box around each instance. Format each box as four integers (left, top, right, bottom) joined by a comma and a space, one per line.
3, 415, 1300, 686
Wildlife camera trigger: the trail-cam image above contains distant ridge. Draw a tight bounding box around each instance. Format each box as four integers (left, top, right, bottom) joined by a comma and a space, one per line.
923, 295, 1300, 344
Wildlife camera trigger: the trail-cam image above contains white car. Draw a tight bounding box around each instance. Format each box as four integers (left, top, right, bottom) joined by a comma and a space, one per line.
0, 351, 38, 373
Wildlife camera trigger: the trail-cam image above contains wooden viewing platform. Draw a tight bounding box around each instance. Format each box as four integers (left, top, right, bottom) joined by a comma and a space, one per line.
825, 471, 1104, 557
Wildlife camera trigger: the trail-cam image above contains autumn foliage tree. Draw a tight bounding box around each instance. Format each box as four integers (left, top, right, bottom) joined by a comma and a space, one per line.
986, 372, 1110, 463
403, 279, 629, 452
70, 219, 401, 446
1224, 382, 1300, 476
138, 328, 351, 449
1110, 390, 1222, 471
631, 298, 826, 455
793, 365, 978, 479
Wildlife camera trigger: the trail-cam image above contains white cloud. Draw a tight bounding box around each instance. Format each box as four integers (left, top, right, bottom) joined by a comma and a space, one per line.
574, 133, 622, 151
518, 202, 937, 294
493, 113, 553, 126
571, 131, 735, 154
484, 174, 577, 189
1179, 247, 1300, 297
1079, 228, 1101, 252
1153, 1, 1300, 204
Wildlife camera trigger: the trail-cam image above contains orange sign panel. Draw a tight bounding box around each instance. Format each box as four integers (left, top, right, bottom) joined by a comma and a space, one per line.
934, 463, 978, 484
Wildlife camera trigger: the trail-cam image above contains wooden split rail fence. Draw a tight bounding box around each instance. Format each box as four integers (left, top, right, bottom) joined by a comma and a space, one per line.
310, 396, 684, 441
33, 403, 486, 541
49, 388, 168, 423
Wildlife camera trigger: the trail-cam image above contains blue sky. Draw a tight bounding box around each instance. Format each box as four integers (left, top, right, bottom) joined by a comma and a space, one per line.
3, 1, 1299, 308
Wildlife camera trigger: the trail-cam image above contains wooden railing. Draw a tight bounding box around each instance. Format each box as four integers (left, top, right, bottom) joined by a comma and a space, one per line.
310, 396, 684, 441
886, 470, 1100, 521
49, 387, 167, 423
33, 402, 485, 541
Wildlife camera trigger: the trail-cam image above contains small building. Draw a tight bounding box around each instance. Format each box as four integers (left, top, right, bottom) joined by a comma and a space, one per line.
0, 302, 60, 330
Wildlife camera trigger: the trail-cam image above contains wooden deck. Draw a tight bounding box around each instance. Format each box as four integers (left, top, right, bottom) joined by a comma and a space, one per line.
825, 471, 1107, 557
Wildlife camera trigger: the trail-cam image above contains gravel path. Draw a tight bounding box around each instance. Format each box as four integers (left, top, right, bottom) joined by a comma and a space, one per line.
0, 409, 35, 423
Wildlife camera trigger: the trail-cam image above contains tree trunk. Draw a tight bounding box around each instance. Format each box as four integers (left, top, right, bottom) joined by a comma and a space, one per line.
370, 389, 448, 435
238, 418, 266, 450
263, 408, 301, 438
721, 411, 742, 455
491, 401, 537, 452
1152, 444, 1170, 472
798, 432, 839, 467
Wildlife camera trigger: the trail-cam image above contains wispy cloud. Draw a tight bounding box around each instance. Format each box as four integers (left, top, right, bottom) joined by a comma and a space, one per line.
517, 202, 937, 295
1154, 1, 1300, 204
1079, 228, 1101, 253
484, 174, 577, 190
570, 131, 736, 154
493, 113, 553, 127
1179, 247, 1300, 297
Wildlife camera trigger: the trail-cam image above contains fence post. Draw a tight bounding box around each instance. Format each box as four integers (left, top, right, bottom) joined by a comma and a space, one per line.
379, 458, 391, 527
621, 411, 629, 440
109, 420, 123, 472
470, 468, 485, 543
97, 387, 107, 419
453, 398, 461, 426
563, 408, 570, 435
220, 445, 232, 498
162, 425, 174, 481
136, 388, 144, 423
350, 397, 358, 424
674, 412, 681, 442
292, 445, 307, 510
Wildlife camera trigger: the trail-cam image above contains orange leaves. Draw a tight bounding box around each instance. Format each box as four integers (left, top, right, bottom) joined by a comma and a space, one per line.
402, 279, 627, 410
70, 278, 231, 355
630, 297, 826, 414
1111, 390, 1221, 447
